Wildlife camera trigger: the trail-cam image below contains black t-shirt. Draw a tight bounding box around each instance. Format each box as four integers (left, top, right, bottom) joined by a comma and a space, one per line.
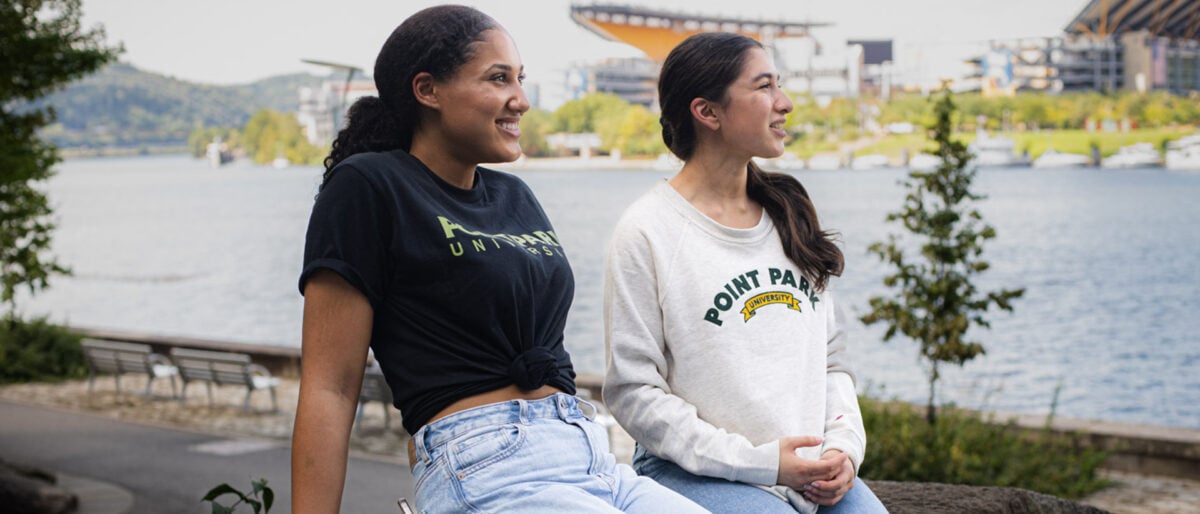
299, 150, 576, 434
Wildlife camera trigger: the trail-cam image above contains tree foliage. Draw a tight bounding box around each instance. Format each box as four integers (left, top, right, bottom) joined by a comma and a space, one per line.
1, 0, 120, 313
35, 62, 323, 150
883, 90, 1200, 131
553, 93, 627, 134
518, 107, 554, 157
860, 88, 1025, 423
548, 93, 664, 157
240, 109, 322, 165
203, 478, 274, 514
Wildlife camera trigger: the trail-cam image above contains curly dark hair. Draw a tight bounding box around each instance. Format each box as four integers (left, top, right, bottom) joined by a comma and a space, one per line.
320, 5, 498, 188
658, 32, 843, 291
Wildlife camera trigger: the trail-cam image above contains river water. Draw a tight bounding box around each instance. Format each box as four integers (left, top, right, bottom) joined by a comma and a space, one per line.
21, 155, 1200, 429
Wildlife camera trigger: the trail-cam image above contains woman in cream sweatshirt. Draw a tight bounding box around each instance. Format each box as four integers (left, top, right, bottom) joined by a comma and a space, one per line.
603, 32, 887, 514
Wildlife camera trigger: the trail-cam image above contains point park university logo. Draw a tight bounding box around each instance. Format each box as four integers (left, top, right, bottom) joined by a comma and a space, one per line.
703, 267, 820, 327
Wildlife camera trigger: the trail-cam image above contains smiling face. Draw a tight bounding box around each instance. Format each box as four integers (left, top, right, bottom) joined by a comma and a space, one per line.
711, 47, 794, 160
424, 28, 530, 167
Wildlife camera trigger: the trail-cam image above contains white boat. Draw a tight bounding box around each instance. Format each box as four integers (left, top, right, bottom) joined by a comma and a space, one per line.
1032, 149, 1091, 169
806, 155, 841, 170
849, 154, 890, 170
755, 152, 805, 170
205, 137, 233, 168
968, 130, 1031, 167
1165, 135, 1200, 171
907, 153, 941, 171
1101, 143, 1161, 169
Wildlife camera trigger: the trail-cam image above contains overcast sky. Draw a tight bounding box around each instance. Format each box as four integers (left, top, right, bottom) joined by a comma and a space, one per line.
81, 0, 1089, 88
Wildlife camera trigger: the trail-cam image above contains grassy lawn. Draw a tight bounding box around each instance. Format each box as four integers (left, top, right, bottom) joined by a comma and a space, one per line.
854, 127, 1198, 159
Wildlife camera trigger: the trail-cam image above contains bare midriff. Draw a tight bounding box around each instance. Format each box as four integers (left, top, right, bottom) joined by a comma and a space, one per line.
407, 384, 563, 468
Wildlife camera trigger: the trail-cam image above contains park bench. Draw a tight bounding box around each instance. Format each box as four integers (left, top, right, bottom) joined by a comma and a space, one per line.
169, 347, 279, 412
80, 339, 178, 398
355, 362, 395, 432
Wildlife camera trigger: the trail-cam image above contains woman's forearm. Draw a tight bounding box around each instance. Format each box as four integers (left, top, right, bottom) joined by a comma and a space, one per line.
291, 382, 359, 513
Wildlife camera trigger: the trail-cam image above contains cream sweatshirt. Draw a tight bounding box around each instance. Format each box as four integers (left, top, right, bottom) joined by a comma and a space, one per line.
603, 181, 866, 514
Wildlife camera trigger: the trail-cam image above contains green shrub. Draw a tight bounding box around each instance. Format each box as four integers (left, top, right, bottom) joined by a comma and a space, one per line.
0, 315, 86, 384
859, 397, 1109, 499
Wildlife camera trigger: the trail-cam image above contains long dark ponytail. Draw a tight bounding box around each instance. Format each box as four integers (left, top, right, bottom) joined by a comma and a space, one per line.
659, 32, 843, 291
321, 5, 498, 189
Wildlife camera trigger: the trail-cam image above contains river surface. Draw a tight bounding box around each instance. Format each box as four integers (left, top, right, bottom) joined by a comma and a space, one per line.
21, 155, 1200, 429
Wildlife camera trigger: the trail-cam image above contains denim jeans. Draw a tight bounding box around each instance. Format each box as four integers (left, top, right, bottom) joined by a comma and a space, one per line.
634, 445, 888, 514
410, 394, 707, 513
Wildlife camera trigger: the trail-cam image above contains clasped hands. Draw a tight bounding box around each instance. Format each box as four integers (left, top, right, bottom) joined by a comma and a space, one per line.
776, 436, 855, 506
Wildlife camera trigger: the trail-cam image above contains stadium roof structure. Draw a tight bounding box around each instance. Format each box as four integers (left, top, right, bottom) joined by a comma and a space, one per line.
1065, 0, 1200, 40
570, 3, 830, 62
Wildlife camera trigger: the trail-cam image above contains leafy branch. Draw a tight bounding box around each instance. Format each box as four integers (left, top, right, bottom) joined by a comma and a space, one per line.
202, 478, 274, 514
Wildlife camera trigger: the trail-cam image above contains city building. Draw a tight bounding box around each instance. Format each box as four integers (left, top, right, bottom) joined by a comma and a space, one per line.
296, 79, 377, 145
563, 57, 659, 108
966, 0, 1200, 95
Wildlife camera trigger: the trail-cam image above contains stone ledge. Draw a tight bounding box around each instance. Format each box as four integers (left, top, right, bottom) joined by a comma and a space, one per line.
867, 480, 1110, 514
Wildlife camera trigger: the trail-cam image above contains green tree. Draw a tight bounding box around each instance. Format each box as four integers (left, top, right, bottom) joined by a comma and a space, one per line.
860, 88, 1024, 424
1, 0, 120, 314
611, 104, 665, 156
518, 107, 554, 157
553, 93, 627, 134
240, 109, 322, 165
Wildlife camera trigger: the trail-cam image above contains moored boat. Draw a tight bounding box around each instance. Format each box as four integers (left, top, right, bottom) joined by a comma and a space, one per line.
907, 153, 940, 171
1165, 135, 1200, 171
806, 154, 841, 170
969, 130, 1031, 167
1032, 149, 1091, 169
1101, 143, 1161, 169
849, 153, 889, 170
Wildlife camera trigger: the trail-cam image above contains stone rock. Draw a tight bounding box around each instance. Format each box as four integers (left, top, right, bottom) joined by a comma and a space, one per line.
0, 459, 78, 514
867, 480, 1111, 514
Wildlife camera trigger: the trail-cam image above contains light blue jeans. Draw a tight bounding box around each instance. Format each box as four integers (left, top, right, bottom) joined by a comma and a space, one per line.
410, 394, 707, 513
634, 445, 889, 514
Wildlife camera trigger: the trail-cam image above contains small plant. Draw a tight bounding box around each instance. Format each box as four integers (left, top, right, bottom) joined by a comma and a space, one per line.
859, 396, 1109, 499
860, 86, 1024, 424
203, 478, 274, 514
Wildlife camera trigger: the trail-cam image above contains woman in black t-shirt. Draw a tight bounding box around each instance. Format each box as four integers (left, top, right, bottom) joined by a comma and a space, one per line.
291, 6, 704, 514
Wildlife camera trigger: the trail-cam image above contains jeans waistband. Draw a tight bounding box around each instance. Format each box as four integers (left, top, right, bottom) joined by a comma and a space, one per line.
411, 393, 593, 464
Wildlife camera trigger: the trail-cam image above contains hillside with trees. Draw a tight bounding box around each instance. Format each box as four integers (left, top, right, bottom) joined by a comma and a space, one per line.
30, 62, 324, 151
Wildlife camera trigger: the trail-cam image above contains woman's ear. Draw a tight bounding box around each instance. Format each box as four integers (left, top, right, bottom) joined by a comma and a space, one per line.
690, 97, 720, 131
412, 72, 439, 109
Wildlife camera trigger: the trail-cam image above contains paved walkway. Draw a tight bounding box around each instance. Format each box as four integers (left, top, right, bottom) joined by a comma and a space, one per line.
0, 399, 412, 513
2, 377, 1199, 513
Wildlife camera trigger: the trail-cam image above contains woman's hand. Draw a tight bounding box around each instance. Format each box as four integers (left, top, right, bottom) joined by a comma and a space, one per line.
775, 436, 844, 490
800, 449, 855, 506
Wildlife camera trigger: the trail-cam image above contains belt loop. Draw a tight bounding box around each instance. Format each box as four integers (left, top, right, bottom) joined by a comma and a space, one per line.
413, 428, 428, 462
576, 396, 598, 421
517, 399, 529, 424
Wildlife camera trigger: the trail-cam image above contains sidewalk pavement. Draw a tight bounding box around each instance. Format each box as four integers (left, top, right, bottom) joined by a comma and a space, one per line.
2, 377, 1199, 513
0, 399, 413, 513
